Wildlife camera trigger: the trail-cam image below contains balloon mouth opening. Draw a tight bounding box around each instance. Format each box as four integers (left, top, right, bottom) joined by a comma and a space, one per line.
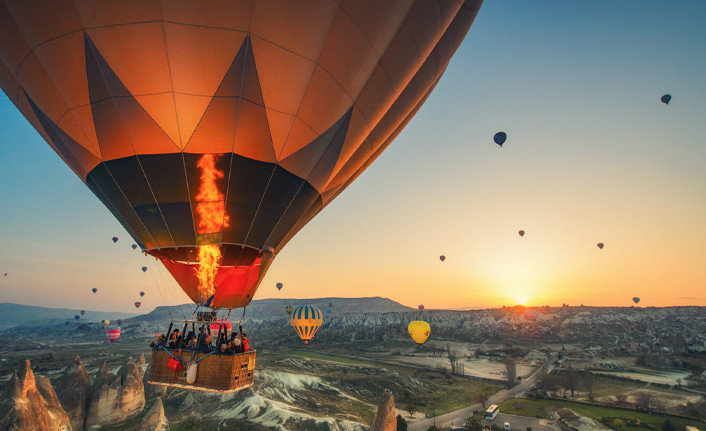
146, 244, 269, 267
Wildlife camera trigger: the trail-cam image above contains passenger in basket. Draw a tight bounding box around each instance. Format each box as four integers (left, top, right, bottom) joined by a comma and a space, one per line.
232, 337, 243, 354
200, 334, 214, 353
186, 332, 197, 350
239, 321, 251, 352
168, 329, 180, 348
150, 334, 165, 349
224, 341, 237, 354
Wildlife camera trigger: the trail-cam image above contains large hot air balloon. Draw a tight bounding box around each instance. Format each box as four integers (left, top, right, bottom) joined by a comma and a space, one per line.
276, 283, 283, 291
92, 288, 97, 294
285, 305, 294, 316
407, 321, 431, 346
106, 328, 120, 343
597, 243, 605, 250
290, 305, 322, 344
80, 310, 86, 315
0, 1, 482, 312
518, 230, 525, 237
523, 309, 539, 321
632, 297, 640, 305
134, 302, 142, 309
418, 305, 425, 311
139, 291, 145, 297
661, 94, 672, 105
439, 255, 446, 262
494, 132, 507, 147
100, 320, 109, 328
112, 237, 119, 243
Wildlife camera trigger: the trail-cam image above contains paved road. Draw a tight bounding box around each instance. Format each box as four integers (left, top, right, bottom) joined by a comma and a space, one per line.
484, 413, 558, 431
408, 354, 556, 431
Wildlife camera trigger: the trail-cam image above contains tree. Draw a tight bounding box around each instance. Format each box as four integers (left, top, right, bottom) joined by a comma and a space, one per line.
582, 369, 595, 402
464, 416, 483, 431
403, 390, 416, 418
662, 419, 675, 431
476, 390, 490, 409
636, 392, 653, 412
566, 363, 576, 397
396, 414, 408, 431
505, 357, 517, 387
615, 393, 627, 408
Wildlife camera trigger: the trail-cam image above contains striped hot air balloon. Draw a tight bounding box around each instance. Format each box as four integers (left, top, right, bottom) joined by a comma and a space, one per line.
106, 329, 120, 343
290, 305, 323, 344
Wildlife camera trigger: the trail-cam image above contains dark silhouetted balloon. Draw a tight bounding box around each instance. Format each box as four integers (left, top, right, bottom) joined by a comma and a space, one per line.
117, 319, 123, 326
80, 310, 86, 315
141, 267, 148, 273
418, 304, 425, 311
661, 94, 671, 105
276, 282, 283, 291
597, 243, 604, 250
523, 309, 539, 321
131, 244, 138, 250
632, 297, 640, 304
328, 302, 333, 308
494, 132, 507, 147
134, 302, 142, 308
74, 315, 80, 320
3, 273, 6, 276
112, 237, 118, 243
285, 305, 294, 316
519, 230, 525, 237
92, 288, 97, 294
139, 291, 145, 297
439, 255, 446, 262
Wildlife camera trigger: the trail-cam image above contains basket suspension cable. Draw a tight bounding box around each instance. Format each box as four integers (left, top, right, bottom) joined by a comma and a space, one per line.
143, 252, 174, 321
151, 255, 188, 320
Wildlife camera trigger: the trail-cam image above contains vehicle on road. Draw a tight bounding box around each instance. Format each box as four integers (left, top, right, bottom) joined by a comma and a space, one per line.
485, 405, 499, 420
504, 422, 511, 431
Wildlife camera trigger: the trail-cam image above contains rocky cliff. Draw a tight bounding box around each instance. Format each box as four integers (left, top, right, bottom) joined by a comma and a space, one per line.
0, 359, 72, 431
56, 356, 91, 430
369, 389, 397, 431
139, 397, 169, 431
85, 357, 146, 428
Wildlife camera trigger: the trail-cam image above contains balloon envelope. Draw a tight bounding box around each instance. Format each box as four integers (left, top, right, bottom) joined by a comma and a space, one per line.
74, 315, 80, 320
106, 329, 120, 343
276, 283, 283, 291
408, 321, 431, 345
633, 297, 640, 304
519, 230, 525, 237
112, 237, 118, 243
418, 305, 425, 311
597, 243, 605, 249
141, 267, 148, 273
209, 319, 232, 335
92, 288, 97, 294
439, 255, 446, 262
290, 305, 323, 344
134, 302, 142, 308
0, 3, 481, 311
131, 244, 138, 250
494, 132, 507, 146
139, 291, 145, 297
80, 310, 86, 315
285, 305, 294, 316
100, 320, 109, 328
661, 94, 671, 105
117, 319, 123, 326
523, 309, 539, 321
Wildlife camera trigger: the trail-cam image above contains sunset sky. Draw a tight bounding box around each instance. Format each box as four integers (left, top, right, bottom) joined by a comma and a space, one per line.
1, 1, 705, 313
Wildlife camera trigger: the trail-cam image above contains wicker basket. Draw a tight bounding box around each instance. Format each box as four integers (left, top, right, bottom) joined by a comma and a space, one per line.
147, 349, 256, 393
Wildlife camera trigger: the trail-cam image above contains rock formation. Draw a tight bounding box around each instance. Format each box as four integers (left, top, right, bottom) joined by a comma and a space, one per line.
142, 361, 167, 400
0, 359, 72, 431
139, 397, 169, 431
56, 356, 91, 430
85, 357, 145, 428
369, 389, 396, 431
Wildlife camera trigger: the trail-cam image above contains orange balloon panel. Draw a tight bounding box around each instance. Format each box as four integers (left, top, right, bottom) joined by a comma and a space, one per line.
0, 0, 483, 309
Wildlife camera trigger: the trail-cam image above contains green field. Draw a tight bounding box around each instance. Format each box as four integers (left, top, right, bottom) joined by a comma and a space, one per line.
498, 398, 705, 430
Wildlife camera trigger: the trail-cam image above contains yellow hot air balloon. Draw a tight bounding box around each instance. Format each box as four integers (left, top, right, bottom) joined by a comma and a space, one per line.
100, 319, 110, 329
408, 321, 430, 346
290, 305, 323, 344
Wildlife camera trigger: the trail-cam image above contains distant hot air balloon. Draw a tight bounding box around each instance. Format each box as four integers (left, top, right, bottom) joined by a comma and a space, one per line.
661, 94, 672, 105
141, 267, 148, 273
209, 319, 232, 335
131, 244, 138, 250
518, 230, 525, 237
290, 305, 323, 344
494, 132, 507, 147
3, 273, 6, 276
328, 302, 333, 308
285, 305, 294, 316
327, 309, 332, 314
418, 305, 425, 311
523, 309, 539, 321
134, 302, 142, 309
92, 288, 97, 294
439, 255, 446, 262
74, 315, 80, 320
276, 282, 283, 291
408, 321, 431, 346
111, 237, 118, 243
0, 1, 482, 313
597, 243, 605, 250
80, 310, 86, 315
632, 297, 640, 305
139, 291, 145, 297
100, 320, 109, 329
117, 319, 123, 326
106, 329, 120, 343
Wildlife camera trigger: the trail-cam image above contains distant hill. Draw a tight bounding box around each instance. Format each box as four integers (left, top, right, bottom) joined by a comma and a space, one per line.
128, 296, 414, 323
0, 303, 138, 329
